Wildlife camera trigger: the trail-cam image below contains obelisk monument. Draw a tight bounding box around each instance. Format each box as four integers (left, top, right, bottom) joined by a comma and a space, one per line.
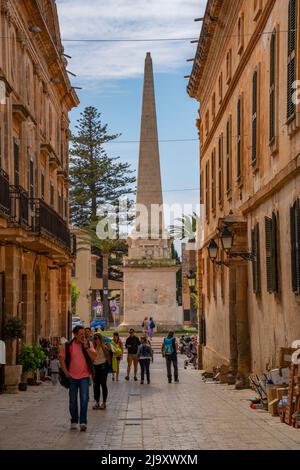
120, 53, 181, 332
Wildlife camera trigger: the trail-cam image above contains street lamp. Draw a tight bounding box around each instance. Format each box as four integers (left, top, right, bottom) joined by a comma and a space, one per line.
187, 270, 197, 291
208, 239, 219, 261
208, 225, 255, 266
220, 227, 234, 251
187, 271, 197, 327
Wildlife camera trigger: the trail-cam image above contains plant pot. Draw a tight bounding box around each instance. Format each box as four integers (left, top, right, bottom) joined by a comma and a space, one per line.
4, 365, 22, 394
18, 382, 27, 391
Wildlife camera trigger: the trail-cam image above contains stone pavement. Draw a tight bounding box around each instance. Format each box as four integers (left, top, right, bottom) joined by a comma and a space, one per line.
0, 349, 300, 450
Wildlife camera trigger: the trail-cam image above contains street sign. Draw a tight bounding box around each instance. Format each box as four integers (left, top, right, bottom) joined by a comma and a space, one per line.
111, 306, 117, 313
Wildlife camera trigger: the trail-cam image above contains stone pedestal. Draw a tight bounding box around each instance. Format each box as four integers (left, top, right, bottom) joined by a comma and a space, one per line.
120, 262, 181, 332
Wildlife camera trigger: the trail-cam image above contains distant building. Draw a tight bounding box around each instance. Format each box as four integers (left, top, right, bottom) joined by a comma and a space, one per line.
0, 0, 78, 357
188, 0, 300, 375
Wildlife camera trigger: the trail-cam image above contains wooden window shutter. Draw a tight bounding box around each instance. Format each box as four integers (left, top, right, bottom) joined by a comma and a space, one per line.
205, 162, 209, 221
237, 98, 242, 179
29, 160, 34, 199
218, 135, 223, 204
269, 30, 276, 143
271, 212, 279, 292
287, 0, 297, 121
252, 223, 261, 294
265, 216, 273, 292
226, 118, 231, 192
290, 200, 300, 292
211, 150, 216, 213
13, 139, 19, 186
252, 70, 258, 164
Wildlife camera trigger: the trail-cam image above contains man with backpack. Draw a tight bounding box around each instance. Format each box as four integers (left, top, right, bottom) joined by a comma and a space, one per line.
59, 325, 96, 431
161, 331, 179, 383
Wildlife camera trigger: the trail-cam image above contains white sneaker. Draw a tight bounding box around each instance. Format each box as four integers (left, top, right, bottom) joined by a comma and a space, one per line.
70, 423, 77, 430
80, 424, 87, 432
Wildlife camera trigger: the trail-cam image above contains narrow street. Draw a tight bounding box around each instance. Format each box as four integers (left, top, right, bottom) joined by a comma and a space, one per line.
1, 340, 300, 451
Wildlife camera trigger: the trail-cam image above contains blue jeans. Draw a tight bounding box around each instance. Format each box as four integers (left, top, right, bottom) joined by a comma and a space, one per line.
69, 377, 90, 425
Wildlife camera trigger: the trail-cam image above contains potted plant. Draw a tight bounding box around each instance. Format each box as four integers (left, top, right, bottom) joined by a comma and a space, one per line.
3, 316, 24, 393
18, 344, 46, 386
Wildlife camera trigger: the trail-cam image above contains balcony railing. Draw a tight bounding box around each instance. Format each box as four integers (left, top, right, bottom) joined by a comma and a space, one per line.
32, 199, 71, 252
9, 185, 30, 228
0, 169, 10, 217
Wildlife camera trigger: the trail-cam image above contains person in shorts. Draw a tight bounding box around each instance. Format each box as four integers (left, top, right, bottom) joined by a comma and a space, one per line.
125, 329, 140, 381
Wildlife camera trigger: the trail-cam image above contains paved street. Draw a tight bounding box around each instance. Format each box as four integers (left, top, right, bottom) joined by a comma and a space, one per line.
0, 350, 300, 450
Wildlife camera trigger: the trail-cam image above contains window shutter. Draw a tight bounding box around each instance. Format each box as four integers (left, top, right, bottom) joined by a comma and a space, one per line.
269, 30, 276, 142
271, 212, 279, 292
252, 70, 258, 164
226, 119, 230, 192
287, 0, 297, 120
237, 98, 241, 178
218, 135, 223, 204
291, 200, 300, 292
296, 200, 300, 292
14, 139, 19, 186
211, 150, 216, 212
265, 216, 273, 293
252, 224, 261, 294
205, 162, 209, 221
29, 160, 34, 199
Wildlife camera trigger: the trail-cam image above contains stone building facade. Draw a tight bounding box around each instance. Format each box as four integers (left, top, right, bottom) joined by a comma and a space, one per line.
0, 0, 78, 356
188, 0, 300, 374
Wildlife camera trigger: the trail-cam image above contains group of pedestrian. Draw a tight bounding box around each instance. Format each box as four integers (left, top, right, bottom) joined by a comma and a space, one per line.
58, 324, 180, 432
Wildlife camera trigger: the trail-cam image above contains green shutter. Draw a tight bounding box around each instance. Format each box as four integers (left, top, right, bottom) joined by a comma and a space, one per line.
252, 224, 261, 294
271, 212, 279, 292
13, 139, 19, 186
291, 200, 300, 292
265, 216, 273, 293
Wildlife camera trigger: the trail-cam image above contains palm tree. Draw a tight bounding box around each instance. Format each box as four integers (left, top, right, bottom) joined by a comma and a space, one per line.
168, 212, 199, 242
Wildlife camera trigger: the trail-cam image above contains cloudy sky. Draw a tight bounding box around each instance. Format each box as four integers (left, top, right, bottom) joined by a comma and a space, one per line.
56, 0, 207, 229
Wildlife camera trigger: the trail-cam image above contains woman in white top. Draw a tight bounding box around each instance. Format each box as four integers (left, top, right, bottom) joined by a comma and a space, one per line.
92, 333, 111, 410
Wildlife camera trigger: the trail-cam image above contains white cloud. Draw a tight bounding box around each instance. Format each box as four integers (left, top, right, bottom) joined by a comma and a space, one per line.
56, 0, 206, 85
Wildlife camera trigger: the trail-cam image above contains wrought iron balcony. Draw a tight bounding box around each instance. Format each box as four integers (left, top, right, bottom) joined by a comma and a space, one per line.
0, 169, 10, 217
32, 199, 71, 252
9, 185, 30, 228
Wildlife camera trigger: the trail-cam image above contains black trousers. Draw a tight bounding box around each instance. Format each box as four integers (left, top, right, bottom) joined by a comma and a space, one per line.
165, 354, 178, 381
93, 363, 108, 403
139, 359, 150, 382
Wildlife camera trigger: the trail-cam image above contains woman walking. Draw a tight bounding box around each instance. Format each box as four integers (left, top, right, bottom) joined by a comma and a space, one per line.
111, 332, 123, 382
92, 333, 111, 410
137, 336, 153, 385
